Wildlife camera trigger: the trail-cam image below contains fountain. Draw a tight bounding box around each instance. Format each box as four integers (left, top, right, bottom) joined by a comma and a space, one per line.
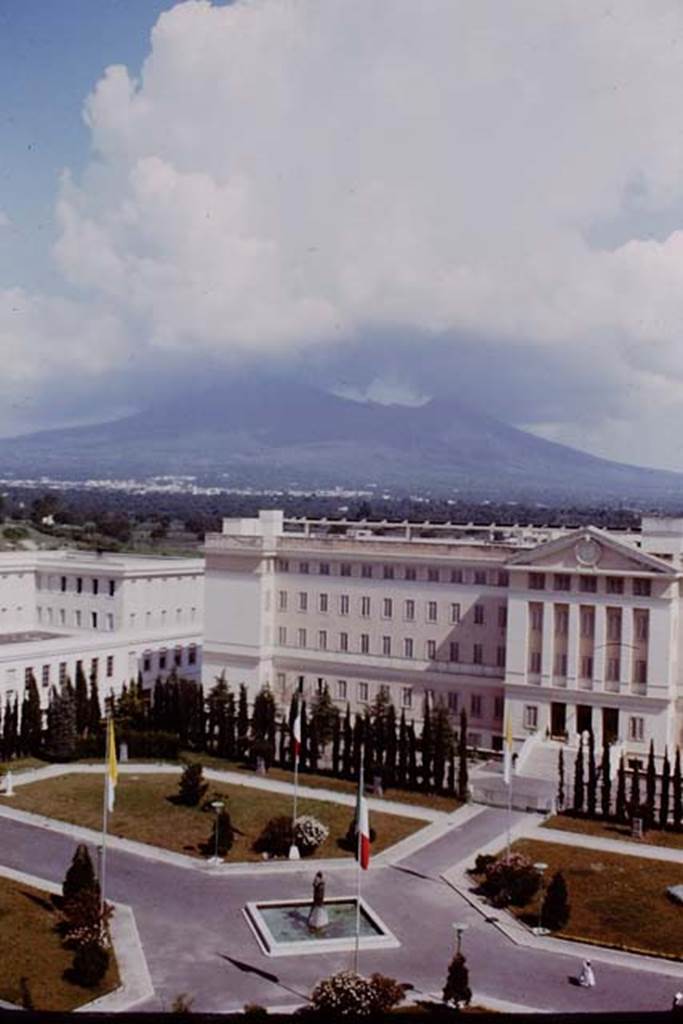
244, 871, 399, 957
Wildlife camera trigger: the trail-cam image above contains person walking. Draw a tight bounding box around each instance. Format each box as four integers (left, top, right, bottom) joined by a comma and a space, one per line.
578, 960, 596, 988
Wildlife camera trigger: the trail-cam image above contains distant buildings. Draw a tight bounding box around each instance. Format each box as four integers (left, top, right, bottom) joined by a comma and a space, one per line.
0, 550, 203, 707
203, 510, 683, 763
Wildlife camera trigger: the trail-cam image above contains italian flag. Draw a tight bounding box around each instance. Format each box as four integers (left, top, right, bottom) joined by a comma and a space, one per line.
292, 702, 302, 759
357, 792, 371, 870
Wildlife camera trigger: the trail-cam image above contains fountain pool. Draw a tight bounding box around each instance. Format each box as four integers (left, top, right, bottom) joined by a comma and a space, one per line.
244, 896, 400, 957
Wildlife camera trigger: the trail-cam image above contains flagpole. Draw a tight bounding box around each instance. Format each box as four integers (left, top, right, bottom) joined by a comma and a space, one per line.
100, 712, 109, 914
354, 744, 364, 975
289, 696, 301, 860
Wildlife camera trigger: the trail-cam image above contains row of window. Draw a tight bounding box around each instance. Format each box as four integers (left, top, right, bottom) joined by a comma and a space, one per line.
528, 572, 652, 596
14, 643, 198, 691
529, 604, 649, 641
527, 650, 648, 683
277, 591, 505, 626
275, 626, 506, 665
38, 575, 117, 596
36, 606, 199, 630
141, 645, 197, 673
275, 558, 509, 587
522, 703, 648, 743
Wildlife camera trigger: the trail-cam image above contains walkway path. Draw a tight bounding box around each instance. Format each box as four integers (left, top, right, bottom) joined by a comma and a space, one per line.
0, 766, 680, 1014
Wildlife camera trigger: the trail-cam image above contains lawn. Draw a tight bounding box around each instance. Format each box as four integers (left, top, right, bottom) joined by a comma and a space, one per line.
543, 813, 683, 851
0, 875, 119, 1011
484, 839, 683, 960
10, 773, 424, 862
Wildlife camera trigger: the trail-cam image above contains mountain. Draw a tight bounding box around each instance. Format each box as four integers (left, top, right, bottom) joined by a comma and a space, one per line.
0, 374, 682, 501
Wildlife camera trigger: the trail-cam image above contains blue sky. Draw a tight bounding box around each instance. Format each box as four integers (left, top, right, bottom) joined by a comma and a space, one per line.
2, 1, 683, 471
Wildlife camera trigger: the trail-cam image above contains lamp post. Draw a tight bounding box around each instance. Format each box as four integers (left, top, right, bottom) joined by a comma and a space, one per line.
533, 862, 548, 934
452, 921, 469, 957
209, 800, 225, 865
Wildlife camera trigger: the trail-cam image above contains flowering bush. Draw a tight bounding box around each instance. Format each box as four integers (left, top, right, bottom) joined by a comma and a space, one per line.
481, 852, 540, 907
294, 814, 329, 854
310, 970, 405, 1018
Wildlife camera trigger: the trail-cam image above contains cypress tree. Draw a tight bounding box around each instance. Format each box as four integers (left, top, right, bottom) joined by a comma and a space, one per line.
630, 760, 641, 819
236, 684, 249, 760
442, 953, 472, 1009
660, 747, 671, 830
385, 703, 397, 788
46, 682, 77, 761
24, 671, 42, 755
408, 720, 418, 788
674, 748, 682, 832
557, 748, 565, 811
421, 697, 434, 791
352, 712, 364, 778
447, 748, 456, 794
75, 663, 89, 736
397, 709, 408, 788
331, 714, 341, 776
433, 703, 453, 793
600, 735, 611, 820
615, 753, 627, 823
309, 714, 320, 773
278, 718, 287, 767
572, 734, 584, 814
457, 708, 469, 801
541, 871, 570, 931
63, 844, 99, 903
342, 704, 353, 779
586, 730, 597, 818
152, 676, 164, 733
363, 707, 375, 780
88, 676, 101, 737
18, 690, 30, 758
646, 740, 657, 830
300, 699, 310, 769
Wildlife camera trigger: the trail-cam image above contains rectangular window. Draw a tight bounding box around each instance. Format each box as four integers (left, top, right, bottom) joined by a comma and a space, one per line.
59, 662, 67, 684
143, 653, 151, 673
494, 696, 504, 719
607, 607, 622, 641
158, 651, 166, 670
451, 568, 464, 583
606, 576, 624, 595
299, 561, 309, 574
383, 565, 394, 580
580, 607, 595, 637
529, 650, 542, 673
427, 600, 438, 623
606, 657, 620, 682
92, 578, 99, 595
174, 647, 182, 667
402, 687, 412, 708
276, 558, 289, 572
404, 599, 415, 621
319, 562, 330, 576
426, 639, 436, 660
340, 563, 351, 577
298, 591, 308, 612
360, 633, 370, 654
528, 572, 546, 590
404, 637, 414, 658
497, 570, 509, 587
496, 646, 506, 668
360, 596, 371, 617
91, 657, 99, 678
451, 603, 461, 624
580, 655, 593, 679
450, 641, 460, 662
474, 604, 485, 625
579, 576, 597, 593
108, 579, 116, 597
319, 593, 328, 613
554, 606, 569, 635
188, 645, 197, 665
106, 655, 114, 678
359, 681, 369, 702
473, 643, 483, 665
278, 590, 288, 611
428, 567, 439, 583
524, 704, 538, 729
471, 694, 482, 717
633, 578, 651, 597
318, 630, 328, 651
405, 567, 417, 581
59, 608, 66, 625
361, 564, 373, 579
276, 672, 286, 692
106, 613, 114, 631
24, 667, 33, 686
554, 652, 568, 676
340, 594, 349, 615
337, 679, 347, 700
41, 665, 49, 687
628, 716, 644, 741
278, 626, 287, 645
529, 603, 544, 631
316, 677, 325, 693
60, 576, 67, 592
382, 635, 392, 656
340, 632, 349, 652
634, 610, 649, 642
554, 573, 571, 591
635, 659, 648, 684
75, 610, 82, 627
498, 605, 507, 628
474, 570, 486, 585
91, 611, 98, 629
448, 691, 458, 712
382, 597, 393, 618
298, 628, 307, 648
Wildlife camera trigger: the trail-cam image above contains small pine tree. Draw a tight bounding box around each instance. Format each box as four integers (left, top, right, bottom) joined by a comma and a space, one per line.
660, 748, 671, 830
24, 671, 43, 755
673, 748, 682, 832
63, 844, 99, 902
432, 702, 453, 793
447, 749, 456, 794
630, 760, 641, 820
573, 735, 585, 814
177, 762, 208, 806
542, 871, 570, 931
342, 704, 353, 779
421, 696, 434, 791
397, 709, 408, 788
442, 952, 472, 1009
615, 753, 627, 823
208, 809, 234, 857
75, 663, 90, 736
384, 703, 397, 788
236, 684, 249, 760
88, 677, 101, 738
557, 748, 565, 811
457, 709, 468, 801
646, 740, 657, 830
46, 682, 77, 761
586, 731, 597, 818
408, 720, 418, 788
600, 736, 611, 820
331, 714, 341, 775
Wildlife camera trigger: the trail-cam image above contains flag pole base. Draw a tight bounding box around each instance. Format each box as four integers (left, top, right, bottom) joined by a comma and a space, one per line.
288, 844, 301, 860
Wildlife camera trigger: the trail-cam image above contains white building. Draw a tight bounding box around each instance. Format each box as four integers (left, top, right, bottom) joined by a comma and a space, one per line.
203, 510, 683, 766
0, 550, 204, 708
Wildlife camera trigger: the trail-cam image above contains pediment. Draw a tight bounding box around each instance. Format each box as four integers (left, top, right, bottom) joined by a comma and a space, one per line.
507, 527, 675, 575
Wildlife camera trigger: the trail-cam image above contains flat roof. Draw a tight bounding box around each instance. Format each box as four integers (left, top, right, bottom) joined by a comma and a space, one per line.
0, 630, 70, 646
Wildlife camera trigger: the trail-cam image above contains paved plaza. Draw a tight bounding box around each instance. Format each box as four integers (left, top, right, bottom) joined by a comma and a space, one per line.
1, 768, 682, 1014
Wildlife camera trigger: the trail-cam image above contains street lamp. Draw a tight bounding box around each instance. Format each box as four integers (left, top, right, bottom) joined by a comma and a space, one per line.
209, 800, 225, 865
533, 862, 548, 934
452, 921, 469, 957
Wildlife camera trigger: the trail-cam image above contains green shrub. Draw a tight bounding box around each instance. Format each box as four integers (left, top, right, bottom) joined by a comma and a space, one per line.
253, 815, 293, 857
177, 762, 208, 806
206, 809, 234, 857
473, 853, 496, 875
71, 943, 110, 988
63, 843, 99, 903
481, 853, 541, 908
541, 871, 570, 930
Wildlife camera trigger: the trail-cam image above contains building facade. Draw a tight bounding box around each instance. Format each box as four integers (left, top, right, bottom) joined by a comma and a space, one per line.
203, 510, 683, 763
0, 550, 204, 709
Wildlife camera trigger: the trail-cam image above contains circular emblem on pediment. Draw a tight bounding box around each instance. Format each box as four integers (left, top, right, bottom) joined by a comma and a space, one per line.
575, 537, 601, 567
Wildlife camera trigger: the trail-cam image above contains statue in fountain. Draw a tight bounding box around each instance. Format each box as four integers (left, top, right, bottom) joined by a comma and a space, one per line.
307, 870, 329, 931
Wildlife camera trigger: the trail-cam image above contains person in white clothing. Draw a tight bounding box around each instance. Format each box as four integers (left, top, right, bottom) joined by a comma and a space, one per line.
578, 960, 596, 988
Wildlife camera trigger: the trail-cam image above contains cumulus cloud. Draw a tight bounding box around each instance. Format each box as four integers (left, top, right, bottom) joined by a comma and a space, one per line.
6, 0, 683, 465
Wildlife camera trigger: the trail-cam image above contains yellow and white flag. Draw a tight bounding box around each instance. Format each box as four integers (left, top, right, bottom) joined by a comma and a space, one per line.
106, 717, 118, 813
503, 714, 514, 786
